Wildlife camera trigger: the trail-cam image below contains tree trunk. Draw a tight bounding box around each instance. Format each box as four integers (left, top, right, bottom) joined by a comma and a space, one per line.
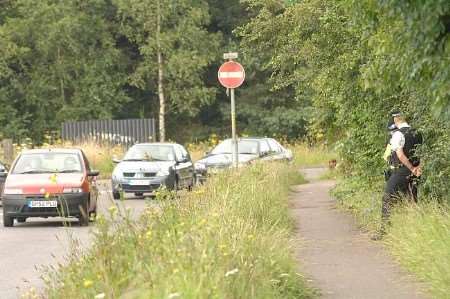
58, 47, 65, 104
157, 0, 165, 142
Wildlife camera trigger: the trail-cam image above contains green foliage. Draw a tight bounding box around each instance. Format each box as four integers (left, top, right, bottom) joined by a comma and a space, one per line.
0, 0, 130, 141
114, 0, 220, 117
44, 163, 315, 298
238, 0, 450, 199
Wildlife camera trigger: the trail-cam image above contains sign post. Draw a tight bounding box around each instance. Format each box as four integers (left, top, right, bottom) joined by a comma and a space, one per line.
218, 53, 245, 168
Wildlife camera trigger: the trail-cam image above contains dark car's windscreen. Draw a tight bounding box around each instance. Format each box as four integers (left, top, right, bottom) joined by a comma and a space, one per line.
124, 145, 175, 161
12, 153, 83, 174
211, 140, 259, 155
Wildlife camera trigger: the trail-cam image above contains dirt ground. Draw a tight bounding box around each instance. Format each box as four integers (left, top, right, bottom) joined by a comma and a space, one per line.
290, 168, 427, 299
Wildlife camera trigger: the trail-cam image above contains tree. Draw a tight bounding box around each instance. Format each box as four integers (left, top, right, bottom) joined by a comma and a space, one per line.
114, 0, 220, 141
0, 0, 129, 142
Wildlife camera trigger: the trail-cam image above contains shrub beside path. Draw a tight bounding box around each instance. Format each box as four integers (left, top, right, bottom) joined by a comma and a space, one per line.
290, 168, 427, 299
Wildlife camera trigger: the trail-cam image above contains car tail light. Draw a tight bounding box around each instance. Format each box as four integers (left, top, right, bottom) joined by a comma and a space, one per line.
3, 188, 23, 195
63, 187, 83, 194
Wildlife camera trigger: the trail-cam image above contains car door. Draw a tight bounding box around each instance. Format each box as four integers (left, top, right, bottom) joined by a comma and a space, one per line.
179, 145, 194, 187
259, 139, 276, 161
0, 162, 7, 197
81, 151, 98, 212
172, 145, 189, 188
267, 139, 285, 161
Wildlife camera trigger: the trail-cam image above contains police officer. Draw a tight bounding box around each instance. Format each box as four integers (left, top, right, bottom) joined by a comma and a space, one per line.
374, 111, 422, 240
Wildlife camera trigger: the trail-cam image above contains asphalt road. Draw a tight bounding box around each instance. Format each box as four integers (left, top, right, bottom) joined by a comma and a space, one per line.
0, 180, 152, 299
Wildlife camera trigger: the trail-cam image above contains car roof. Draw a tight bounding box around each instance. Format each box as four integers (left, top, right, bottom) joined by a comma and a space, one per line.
222, 137, 268, 142
20, 148, 83, 154
132, 142, 179, 147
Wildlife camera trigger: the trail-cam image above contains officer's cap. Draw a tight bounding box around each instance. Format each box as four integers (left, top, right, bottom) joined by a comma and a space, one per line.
391, 110, 402, 117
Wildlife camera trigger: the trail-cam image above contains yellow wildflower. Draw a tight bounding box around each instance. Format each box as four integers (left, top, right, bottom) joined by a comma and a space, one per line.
83, 279, 93, 288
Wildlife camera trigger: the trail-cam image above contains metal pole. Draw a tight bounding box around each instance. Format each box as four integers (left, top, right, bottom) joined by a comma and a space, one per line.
230, 88, 238, 168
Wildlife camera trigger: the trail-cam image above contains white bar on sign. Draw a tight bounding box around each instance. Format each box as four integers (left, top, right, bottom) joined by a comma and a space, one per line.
219, 71, 244, 78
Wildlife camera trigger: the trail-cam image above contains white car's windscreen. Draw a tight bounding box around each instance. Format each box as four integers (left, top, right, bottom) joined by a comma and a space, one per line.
13, 153, 83, 174
124, 145, 175, 161
211, 140, 259, 155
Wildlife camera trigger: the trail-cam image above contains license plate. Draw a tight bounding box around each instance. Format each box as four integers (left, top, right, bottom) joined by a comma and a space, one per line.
28, 201, 58, 208
129, 180, 150, 186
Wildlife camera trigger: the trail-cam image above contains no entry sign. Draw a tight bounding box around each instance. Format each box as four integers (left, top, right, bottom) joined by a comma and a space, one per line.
218, 61, 245, 89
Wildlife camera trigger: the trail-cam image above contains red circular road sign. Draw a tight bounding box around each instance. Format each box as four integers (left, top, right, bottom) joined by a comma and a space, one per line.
218, 61, 245, 89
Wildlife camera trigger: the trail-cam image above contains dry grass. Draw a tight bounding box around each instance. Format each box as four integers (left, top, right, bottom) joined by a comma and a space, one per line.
287, 142, 337, 168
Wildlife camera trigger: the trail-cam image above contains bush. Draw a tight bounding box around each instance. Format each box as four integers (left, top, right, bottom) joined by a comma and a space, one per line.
42, 163, 315, 299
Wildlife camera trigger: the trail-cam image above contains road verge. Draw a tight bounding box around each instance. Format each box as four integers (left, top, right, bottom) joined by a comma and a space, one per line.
42, 163, 314, 299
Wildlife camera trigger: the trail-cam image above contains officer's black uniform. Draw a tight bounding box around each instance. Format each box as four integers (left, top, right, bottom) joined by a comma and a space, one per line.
382, 125, 422, 223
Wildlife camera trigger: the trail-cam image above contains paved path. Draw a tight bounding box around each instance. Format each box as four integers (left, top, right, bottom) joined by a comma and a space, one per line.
291, 168, 427, 299
0, 181, 152, 299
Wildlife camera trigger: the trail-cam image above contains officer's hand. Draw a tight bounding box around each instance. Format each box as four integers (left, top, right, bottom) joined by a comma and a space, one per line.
412, 166, 422, 177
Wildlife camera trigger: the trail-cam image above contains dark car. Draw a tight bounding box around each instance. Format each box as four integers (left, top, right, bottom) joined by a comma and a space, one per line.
2, 148, 100, 227
194, 137, 293, 183
111, 143, 195, 199
0, 161, 8, 198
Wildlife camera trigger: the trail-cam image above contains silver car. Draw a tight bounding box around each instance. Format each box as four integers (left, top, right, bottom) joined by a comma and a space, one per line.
111, 143, 195, 199
194, 137, 293, 183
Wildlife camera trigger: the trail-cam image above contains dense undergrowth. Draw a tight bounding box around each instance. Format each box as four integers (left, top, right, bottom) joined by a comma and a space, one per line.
42, 163, 315, 299
334, 176, 450, 298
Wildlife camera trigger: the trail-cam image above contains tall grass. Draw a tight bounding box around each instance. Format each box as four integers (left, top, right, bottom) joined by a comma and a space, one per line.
42, 163, 315, 299
334, 177, 450, 297
76, 142, 124, 178
386, 203, 450, 299
288, 143, 336, 167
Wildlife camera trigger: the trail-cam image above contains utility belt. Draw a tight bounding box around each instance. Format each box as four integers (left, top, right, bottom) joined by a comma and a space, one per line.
384, 164, 406, 181
384, 165, 419, 183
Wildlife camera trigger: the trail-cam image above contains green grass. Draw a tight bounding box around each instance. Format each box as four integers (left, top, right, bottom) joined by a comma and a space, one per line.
332, 177, 384, 232
334, 177, 450, 297
42, 163, 315, 299
386, 203, 450, 299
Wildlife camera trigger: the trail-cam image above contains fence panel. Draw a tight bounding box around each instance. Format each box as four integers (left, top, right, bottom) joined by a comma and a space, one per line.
61, 119, 157, 146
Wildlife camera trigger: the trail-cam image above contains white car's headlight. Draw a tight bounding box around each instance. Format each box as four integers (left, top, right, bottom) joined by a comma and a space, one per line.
156, 169, 170, 177
63, 187, 83, 194
194, 162, 206, 170
3, 188, 23, 195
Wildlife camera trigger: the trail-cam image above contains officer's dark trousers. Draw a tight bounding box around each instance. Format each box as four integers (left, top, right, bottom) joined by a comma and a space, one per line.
381, 167, 416, 224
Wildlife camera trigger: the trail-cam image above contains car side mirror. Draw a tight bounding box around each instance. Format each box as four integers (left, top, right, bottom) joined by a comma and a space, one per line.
260, 151, 269, 157
177, 157, 189, 164
112, 158, 121, 164
88, 170, 100, 177
204, 151, 210, 156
